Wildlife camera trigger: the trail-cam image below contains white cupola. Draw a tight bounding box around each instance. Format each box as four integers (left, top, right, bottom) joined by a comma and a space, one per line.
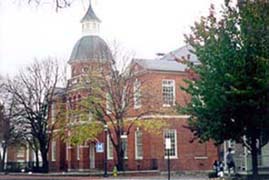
80, 1, 101, 36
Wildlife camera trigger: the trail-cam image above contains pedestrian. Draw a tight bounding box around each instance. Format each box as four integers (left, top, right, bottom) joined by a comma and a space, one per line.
218, 160, 224, 178
213, 160, 219, 177
226, 148, 236, 176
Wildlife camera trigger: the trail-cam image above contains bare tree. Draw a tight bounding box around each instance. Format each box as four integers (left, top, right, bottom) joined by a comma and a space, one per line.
21, 0, 72, 11
4, 57, 64, 172
0, 85, 23, 172
0, 103, 7, 172
61, 45, 167, 171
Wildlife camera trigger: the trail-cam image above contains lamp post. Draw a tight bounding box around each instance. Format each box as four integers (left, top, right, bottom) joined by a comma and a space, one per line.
103, 124, 108, 177
165, 138, 171, 180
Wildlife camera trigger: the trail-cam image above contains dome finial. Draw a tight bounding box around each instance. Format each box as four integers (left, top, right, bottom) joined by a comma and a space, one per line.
80, 0, 101, 36
81, 0, 101, 23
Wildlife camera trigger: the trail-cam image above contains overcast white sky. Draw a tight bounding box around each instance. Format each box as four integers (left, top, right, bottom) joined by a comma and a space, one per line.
0, 0, 223, 76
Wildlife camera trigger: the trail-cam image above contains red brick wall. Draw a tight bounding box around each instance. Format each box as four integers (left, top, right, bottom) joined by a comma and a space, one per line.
128, 69, 190, 117
48, 62, 218, 172
121, 118, 217, 171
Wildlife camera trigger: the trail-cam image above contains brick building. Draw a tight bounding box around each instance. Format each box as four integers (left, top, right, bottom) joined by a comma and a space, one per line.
47, 2, 218, 172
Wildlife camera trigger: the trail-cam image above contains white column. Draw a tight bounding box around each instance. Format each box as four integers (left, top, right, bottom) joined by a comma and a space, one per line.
26, 144, 30, 162
244, 145, 248, 171
224, 141, 227, 171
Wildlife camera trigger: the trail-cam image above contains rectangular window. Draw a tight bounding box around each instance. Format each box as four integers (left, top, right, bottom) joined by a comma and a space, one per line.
17, 146, 25, 158
51, 103, 56, 123
51, 141, 56, 161
164, 129, 177, 159
77, 145, 80, 160
106, 93, 112, 114
107, 135, 113, 160
134, 79, 141, 109
122, 137, 128, 159
135, 130, 143, 159
162, 80, 175, 106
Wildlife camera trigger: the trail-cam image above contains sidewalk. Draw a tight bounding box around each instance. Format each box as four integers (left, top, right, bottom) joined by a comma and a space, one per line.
0, 174, 209, 180
0, 171, 209, 180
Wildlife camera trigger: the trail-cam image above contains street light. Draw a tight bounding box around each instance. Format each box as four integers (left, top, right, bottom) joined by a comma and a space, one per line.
165, 138, 171, 180
103, 124, 108, 177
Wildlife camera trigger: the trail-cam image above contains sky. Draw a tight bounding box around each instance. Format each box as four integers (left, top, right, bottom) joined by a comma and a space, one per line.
0, 0, 223, 76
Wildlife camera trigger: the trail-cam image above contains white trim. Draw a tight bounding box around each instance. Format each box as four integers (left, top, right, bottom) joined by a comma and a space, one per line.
127, 115, 190, 120
79, 145, 89, 148
194, 156, 208, 160
62, 114, 191, 128
135, 130, 143, 160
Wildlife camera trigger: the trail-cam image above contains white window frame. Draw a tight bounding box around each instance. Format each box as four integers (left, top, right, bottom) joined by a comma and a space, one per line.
107, 135, 113, 160
164, 129, 178, 159
51, 141, 56, 162
162, 80, 176, 107
77, 145, 80, 160
134, 79, 142, 109
51, 102, 56, 123
135, 129, 143, 160
17, 146, 25, 158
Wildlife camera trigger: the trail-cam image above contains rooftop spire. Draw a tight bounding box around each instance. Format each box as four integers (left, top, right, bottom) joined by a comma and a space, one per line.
80, 0, 101, 36
81, 0, 101, 23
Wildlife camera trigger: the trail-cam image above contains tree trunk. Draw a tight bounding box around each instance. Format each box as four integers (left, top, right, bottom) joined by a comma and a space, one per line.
1, 146, 7, 172
40, 146, 49, 173
116, 147, 125, 171
35, 149, 39, 169
251, 134, 259, 180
